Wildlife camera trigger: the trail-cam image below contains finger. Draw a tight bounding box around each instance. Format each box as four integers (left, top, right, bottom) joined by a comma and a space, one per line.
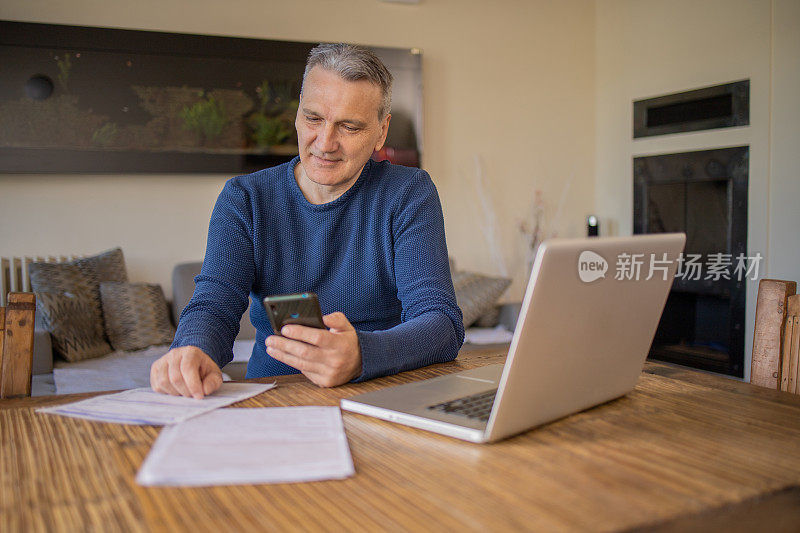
150, 360, 162, 391
151, 359, 179, 395
266, 349, 334, 387
167, 358, 192, 397
322, 312, 352, 331
267, 345, 326, 375
267, 335, 324, 362
157, 379, 180, 396
181, 356, 205, 399
281, 324, 328, 346
155, 369, 180, 396
201, 370, 223, 396
199, 357, 223, 393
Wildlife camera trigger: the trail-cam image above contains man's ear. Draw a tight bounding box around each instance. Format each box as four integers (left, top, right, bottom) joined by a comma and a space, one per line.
374, 114, 392, 152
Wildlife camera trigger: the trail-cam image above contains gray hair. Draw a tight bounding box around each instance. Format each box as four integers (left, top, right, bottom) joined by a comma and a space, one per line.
302, 43, 393, 120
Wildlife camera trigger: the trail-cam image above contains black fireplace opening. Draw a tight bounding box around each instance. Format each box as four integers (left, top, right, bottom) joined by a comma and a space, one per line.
634, 146, 748, 377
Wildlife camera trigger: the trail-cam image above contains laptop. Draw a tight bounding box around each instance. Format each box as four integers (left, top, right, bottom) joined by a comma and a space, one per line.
340, 233, 686, 443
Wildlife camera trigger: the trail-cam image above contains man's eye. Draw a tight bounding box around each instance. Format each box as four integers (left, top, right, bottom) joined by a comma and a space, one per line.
342, 125, 360, 133
305, 116, 321, 123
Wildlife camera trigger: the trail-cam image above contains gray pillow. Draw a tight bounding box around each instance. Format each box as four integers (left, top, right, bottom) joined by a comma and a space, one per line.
474, 305, 502, 328
36, 291, 112, 362
100, 282, 176, 352
452, 271, 511, 329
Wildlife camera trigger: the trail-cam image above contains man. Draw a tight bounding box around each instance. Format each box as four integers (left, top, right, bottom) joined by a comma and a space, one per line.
151, 43, 464, 398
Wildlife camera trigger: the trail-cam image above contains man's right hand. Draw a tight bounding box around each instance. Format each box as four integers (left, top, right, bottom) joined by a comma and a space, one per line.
150, 346, 223, 399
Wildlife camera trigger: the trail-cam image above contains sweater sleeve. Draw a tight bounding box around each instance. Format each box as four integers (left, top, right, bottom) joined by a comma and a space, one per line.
170, 179, 255, 368
354, 170, 465, 381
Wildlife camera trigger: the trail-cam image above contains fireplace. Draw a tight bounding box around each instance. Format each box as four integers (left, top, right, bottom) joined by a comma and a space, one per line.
633, 146, 748, 377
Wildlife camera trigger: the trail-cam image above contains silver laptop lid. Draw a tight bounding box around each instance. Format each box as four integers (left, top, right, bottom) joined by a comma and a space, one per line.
483, 233, 686, 442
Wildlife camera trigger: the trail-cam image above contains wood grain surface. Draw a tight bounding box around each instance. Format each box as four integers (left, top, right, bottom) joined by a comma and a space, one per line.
781, 295, 800, 394
2, 349, 800, 532
0, 293, 36, 399
0, 307, 5, 388
751, 279, 796, 389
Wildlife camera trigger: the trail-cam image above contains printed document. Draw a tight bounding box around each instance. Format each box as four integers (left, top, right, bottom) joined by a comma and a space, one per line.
37, 382, 275, 425
137, 406, 355, 486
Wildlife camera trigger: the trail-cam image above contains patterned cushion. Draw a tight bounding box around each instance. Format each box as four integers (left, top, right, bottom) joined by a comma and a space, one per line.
35, 291, 113, 361
29, 248, 127, 361
100, 282, 176, 351
71, 248, 128, 289
452, 271, 511, 328
29, 248, 128, 302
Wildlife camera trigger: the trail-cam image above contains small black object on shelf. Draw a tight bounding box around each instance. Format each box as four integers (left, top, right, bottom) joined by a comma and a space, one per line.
586, 215, 599, 237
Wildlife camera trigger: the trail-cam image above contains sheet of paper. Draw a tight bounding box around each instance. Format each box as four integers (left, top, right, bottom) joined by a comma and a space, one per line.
37, 382, 275, 425
136, 406, 355, 487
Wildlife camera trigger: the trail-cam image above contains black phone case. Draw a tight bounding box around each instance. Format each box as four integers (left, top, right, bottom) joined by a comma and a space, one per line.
263, 293, 326, 335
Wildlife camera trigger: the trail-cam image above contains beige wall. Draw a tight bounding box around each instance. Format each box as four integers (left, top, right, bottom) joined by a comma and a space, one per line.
595, 0, 800, 380
3, 1, 796, 379
0, 0, 596, 301
769, 0, 800, 282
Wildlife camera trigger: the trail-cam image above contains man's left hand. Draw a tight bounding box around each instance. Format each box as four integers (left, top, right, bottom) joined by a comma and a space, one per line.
266, 312, 362, 387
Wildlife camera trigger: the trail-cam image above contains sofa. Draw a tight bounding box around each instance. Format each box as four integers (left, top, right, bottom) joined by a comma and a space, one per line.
31, 261, 255, 395
31, 259, 517, 396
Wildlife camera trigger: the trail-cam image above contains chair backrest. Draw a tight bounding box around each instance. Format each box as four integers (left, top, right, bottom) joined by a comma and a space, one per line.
780, 295, 800, 393
0, 292, 36, 399
751, 279, 799, 394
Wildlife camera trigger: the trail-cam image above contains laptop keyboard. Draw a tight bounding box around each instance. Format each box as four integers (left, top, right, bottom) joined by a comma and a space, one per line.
427, 389, 497, 422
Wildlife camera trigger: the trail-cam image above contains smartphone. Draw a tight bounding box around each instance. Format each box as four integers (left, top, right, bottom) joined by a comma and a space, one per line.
263, 292, 326, 335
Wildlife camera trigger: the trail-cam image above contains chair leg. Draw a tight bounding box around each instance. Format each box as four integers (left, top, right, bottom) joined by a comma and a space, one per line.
752, 279, 796, 389
1, 293, 36, 399
0, 306, 5, 386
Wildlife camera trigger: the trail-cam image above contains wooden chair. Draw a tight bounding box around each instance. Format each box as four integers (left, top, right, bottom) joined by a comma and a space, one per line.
0, 292, 36, 399
751, 279, 800, 394
780, 295, 800, 393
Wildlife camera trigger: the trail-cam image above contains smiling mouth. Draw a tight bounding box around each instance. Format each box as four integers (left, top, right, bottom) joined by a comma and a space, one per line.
312, 154, 341, 165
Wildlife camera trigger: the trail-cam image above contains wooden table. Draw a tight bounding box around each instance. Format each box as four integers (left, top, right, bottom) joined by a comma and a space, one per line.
2, 349, 800, 532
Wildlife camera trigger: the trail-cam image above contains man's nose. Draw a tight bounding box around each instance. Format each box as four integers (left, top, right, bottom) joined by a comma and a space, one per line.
315, 123, 338, 153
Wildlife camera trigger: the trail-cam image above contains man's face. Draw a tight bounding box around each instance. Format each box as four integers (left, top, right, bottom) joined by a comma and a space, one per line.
295, 66, 390, 190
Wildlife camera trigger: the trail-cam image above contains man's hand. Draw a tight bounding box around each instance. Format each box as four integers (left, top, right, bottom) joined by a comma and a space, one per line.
150, 346, 223, 399
266, 312, 362, 387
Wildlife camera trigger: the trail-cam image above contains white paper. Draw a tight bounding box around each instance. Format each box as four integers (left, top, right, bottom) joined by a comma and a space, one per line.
136, 406, 355, 487
37, 382, 275, 425
464, 325, 514, 345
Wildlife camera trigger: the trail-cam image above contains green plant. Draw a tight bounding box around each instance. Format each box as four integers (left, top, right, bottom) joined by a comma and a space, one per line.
255, 81, 297, 114
179, 95, 228, 144
247, 80, 298, 148
91, 122, 118, 147
248, 114, 292, 146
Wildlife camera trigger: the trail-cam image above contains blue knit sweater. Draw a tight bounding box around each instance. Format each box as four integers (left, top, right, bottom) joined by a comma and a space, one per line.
171, 157, 464, 381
